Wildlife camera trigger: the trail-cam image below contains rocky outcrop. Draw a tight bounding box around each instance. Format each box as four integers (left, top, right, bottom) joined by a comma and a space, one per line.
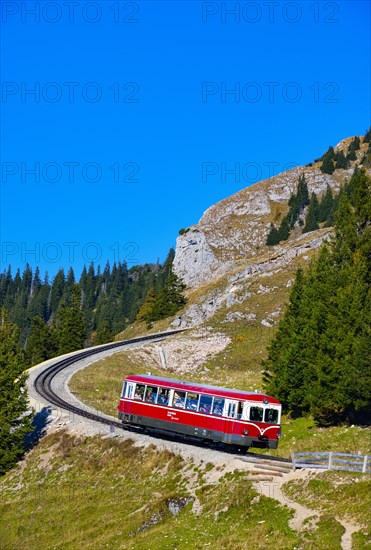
172, 229, 332, 329
174, 137, 367, 289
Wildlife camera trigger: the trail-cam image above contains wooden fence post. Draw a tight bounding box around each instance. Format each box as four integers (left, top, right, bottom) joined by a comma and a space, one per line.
328, 452, 333, 470
292, 452, 296, 471
362, 455, 368, 474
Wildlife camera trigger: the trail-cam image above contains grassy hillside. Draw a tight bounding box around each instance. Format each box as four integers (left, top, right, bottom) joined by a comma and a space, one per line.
1, 430, 370, 549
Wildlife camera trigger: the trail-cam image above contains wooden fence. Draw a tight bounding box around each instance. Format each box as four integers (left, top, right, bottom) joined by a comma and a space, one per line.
292, 452, 371, 473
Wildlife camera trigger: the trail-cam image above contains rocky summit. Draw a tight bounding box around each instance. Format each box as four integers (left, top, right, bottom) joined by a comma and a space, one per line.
173, 136, 367, 290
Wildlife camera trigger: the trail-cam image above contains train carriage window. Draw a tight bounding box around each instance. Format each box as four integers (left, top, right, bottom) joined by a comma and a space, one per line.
157, 388, 170, 406
250, 406, 264, 422
124, 382, 134, 399
199, 394, 213, 414
134, 384, 145, 400
145, 386, 158, 403
173, 391, 186, 409
212, 398, 225, 416
237, 402, 243, 419
227, 401, 238, 418
264, 408, 279, 424
186, 392, 199, 411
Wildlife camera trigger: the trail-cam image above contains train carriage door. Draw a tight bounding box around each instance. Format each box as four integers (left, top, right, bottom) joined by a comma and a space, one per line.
124, 382, 135, 414
223, 400, 238, 443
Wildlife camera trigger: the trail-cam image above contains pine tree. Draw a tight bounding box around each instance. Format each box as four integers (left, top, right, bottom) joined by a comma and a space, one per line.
335, 150, 348, 169
26, 316, 57, 366
264, 169, 371, 426
364, 127, 371, 143
277, 217, 290, 241
317, 186, 334, 223
302, 193, 320, 233
266, 224, 280, 246
55, 287, 85, 355
146, 271, 187, 322
0, 308, 33, 474
348, 136, 361, 152
94, 321, 113, 345
320, 155, 338, 174
136, 287, 157, 324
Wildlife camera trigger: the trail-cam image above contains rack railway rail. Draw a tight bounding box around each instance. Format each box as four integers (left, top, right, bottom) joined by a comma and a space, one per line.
32, 330, 292, 467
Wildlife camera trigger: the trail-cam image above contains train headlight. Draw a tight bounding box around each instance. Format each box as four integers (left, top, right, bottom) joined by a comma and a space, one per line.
243, 429, 249, 435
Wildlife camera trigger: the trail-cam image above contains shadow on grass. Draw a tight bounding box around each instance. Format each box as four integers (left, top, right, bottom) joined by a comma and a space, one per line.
24, 406, 53, 450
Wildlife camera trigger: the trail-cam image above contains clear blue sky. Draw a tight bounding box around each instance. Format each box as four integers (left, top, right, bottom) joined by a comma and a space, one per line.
1, 0, 370, 277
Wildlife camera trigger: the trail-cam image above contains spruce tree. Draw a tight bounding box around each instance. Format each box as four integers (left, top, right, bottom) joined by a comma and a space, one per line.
302, 193, 320, 233
320, 154, 335, 174
55, 287, 85, 355
277, 217, 290, 241
335, 150, 348, 169
266, 224, 280, 246
317, 186, 334, 223
264, 168, 371, 426
94, 321, 113, 345
0, 308, 33, 475
26, 316, 57, 366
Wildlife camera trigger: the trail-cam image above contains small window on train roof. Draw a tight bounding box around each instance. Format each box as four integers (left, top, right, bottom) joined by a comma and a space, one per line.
264, 408, 279, 424
199, 394, 213, 414
250, 406, 264, 422
185, 392, 199, 411
173, 390, 186, 409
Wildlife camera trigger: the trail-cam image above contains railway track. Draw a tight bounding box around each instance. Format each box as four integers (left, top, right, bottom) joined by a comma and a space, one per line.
33, 329, 292, 469
33, 330, 184, 430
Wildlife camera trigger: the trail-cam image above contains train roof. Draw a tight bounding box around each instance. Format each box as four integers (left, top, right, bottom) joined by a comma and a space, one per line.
124, 374, 281, 405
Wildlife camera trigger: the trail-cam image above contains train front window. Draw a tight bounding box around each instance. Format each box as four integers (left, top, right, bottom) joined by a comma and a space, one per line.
173, 391, 186, 409
157, 388, 170, 406
134, 384, 145, 400
199, 395, 213, 414
145, 386, 158, 403
250, 406, 264, 422
186, 392, 199, 411
264, 408, 279, 424
212, 398, 225, 416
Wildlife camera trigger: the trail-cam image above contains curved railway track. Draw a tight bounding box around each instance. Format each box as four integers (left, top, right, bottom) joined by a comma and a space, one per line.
33, 330, 291, 466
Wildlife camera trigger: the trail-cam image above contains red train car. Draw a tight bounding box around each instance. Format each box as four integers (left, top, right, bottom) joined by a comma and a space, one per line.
118, 374, 281, 449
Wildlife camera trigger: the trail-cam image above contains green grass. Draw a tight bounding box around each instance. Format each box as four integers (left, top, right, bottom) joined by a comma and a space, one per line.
282, 471, 371, 546
0, 431, 301, 550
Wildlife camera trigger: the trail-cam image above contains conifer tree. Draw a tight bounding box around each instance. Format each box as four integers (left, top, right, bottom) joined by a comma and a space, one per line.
335, 150, 348, 169
317, 186, 334, 223
266, 224, 280, 246
302, 193, 320, 233
26, 316, 57, 366
320, 147, 336, 174
94, 321, 113, 345
264, 168, 371, 426
55, 287, 85, 355
0, 308, 33, 475
146, 271, 187, 322
277, 217, 290, 241
136, 287, 157, 324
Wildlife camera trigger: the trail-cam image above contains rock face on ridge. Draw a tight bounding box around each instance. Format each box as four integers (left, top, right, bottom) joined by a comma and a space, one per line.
174, 137, 367, 289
